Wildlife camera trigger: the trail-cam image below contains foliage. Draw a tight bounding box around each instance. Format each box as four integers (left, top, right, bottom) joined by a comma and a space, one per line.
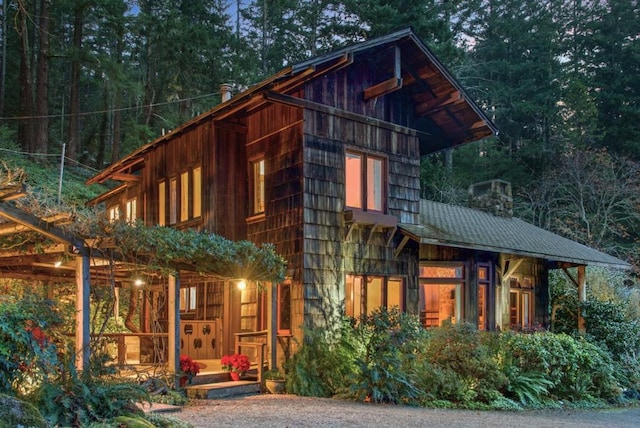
0, 294, 64, 394
179, 355, 201, 379
220, 354, 250, 375
497, 331, 620, 403
348, 307, 427, 404
416, 322, 506, 405
29, 348, 149, 427
263, 369, 286, 380
0, 393, 46, 428
286, 317, 359, 397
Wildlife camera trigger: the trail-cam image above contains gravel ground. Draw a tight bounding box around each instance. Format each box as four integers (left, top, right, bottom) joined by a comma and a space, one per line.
168, 395, 640, 428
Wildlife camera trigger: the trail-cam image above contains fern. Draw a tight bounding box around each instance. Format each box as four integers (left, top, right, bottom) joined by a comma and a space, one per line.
506, 370, 554, 405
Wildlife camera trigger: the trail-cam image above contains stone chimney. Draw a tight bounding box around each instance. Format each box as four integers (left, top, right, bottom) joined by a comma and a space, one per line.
220, 83, 233, 102
468, 179, 513, 217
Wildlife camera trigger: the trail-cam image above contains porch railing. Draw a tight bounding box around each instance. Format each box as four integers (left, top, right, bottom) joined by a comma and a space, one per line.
234, 330, 267, 383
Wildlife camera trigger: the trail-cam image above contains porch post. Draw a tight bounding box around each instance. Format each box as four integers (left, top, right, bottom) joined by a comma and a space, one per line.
269, 282, 277, 370
75, 253, 90, 372
168, 273, 181, 380
577, 265, 586, 333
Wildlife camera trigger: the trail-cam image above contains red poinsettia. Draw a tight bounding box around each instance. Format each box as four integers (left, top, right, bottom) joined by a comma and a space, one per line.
179, 355, 200, 378
220, 353, 250, 375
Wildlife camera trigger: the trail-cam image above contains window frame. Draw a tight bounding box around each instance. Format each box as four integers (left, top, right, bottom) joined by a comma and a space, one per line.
419, 262, 467, 328
345, 150, 387, 213
250, 155, 266, 215
345, 275, 405, 318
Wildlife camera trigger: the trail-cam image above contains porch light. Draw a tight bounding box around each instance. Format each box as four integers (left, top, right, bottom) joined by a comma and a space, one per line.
54, 260, 62, 268
237, 279, 246, 290
134, 279, 144, 287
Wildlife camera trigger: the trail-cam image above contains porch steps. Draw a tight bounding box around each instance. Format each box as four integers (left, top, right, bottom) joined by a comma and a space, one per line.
185, 379, 261, 399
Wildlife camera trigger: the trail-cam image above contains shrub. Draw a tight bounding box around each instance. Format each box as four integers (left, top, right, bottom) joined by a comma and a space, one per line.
348, 307, 427, 404
0, 393, 46, 428
286, 317, 358, 397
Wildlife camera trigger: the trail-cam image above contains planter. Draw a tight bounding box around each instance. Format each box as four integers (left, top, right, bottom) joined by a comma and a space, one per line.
264, 379, 286, 394
179, 376, 188, 387
229, 371, 241, 381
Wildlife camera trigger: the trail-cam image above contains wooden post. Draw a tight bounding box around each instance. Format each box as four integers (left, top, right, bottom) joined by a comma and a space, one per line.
168, 274, 180, 381
75, 254, 90, 372
577, 265, 586, 333
269, 282, 277, 370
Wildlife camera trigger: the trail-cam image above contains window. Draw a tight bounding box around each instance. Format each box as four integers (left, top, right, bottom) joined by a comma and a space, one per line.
251, 157, 265, 214
159, 166, 202, 225
419, 264, 464, 327
108, 205, 120, 222
169, 178, 177, 224
193, 167, 202, 218
180, 286, 197, 313
180, 171, 189, 222
125, 198, 137, 223
345, 275, 404, 318
477, 265, 491, 331
158, 182, 166, 226
509, 277, 534, 329
278, 282, 292, 335
345, 151, 385, 212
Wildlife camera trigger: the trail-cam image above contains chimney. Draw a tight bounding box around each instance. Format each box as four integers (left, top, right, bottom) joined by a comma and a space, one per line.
468, 179, 513, 217
220, 83, 233, 102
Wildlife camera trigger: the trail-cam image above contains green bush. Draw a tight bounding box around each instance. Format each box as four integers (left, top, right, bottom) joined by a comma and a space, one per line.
0, 393, 46, 428
499, 331, 620, 402
285, 317, 358, 397
349, 307, 427, 404
582, 299, 640, 358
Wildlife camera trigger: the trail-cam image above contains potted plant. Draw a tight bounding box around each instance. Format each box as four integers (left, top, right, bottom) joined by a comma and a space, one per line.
263, 369, 286, 394
179, 355, 200, 386
221, 353, 251, 381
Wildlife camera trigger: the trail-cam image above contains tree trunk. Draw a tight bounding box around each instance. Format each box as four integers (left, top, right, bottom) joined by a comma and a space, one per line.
67, 3, 84, 161
17, 0, 35, 152
33, 0, 50, 154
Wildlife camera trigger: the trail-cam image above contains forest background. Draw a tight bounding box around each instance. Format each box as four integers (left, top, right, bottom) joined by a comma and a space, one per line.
0, 0, 639, 271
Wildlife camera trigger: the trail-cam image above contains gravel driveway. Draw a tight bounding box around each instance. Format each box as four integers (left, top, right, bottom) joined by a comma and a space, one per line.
168, 395, 640, 427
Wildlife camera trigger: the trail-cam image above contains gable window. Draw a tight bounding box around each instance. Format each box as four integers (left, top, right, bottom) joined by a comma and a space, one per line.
419, 264, 464, 327
345, 275, 404, 318
125, 198, 137, 223
251, 157, 265, 215
345, 151, 385, 212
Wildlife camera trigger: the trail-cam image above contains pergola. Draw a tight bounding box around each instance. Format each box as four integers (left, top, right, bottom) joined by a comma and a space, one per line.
0, 180, 285, 375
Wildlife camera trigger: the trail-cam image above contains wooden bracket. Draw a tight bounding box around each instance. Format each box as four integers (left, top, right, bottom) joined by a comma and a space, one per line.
366, 224, 379, 245
386, 226, 397, 246
345, 222, 356, 240
394, 235, 410, 259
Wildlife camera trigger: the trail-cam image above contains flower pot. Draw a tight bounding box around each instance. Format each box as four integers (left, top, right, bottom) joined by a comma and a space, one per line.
265, 379, 286, 394
179, 376, 188, 387
229, 371, 241, 381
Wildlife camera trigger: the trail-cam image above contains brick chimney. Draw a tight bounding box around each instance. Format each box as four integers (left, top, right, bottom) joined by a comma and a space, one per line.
220, 83, 233, 102
468, 179, 513, 217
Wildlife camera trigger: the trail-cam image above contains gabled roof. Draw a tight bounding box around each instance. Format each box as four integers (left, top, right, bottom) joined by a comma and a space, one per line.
399, 200, 630, 270
88, 28, 495, 185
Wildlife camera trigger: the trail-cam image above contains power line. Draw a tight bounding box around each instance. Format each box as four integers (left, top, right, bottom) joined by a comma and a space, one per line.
0, 91, 223, 121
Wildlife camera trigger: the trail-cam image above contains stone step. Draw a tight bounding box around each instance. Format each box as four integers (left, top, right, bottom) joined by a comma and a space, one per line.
185, 380, 261, 399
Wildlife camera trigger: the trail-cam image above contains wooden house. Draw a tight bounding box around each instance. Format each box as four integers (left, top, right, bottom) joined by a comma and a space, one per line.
86, 28, 629, 368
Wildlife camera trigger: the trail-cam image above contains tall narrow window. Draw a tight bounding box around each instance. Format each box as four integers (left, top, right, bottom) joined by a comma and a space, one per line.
158, 181, 166, 226
278, 282, 292, 335
125, 198, 137, 223
169, 178, 177, 224
180, 286, 197, 313
345, 151, 385, 212
193, 167, 202, 218
108, 205, 120, 222
252, 157, 265, 214
180, 171, 189, 222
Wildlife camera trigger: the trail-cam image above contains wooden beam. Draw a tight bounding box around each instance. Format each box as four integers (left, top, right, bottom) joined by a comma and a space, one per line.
577, 265, 586, 333
110, 173, 140, 182
0, 201, 84, 248
416, 91, 462, 116
363, 77, 403, 101
168, 274, 180, 383
503, 258, 524, 279
0, 183, 27, 201
75, 254, 91, 372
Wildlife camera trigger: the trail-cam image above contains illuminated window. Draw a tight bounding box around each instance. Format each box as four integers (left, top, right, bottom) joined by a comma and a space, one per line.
125, 198, 137, 223
251, 157, 265, 214
419, 264, 464, 327
193, 167, 202, 218
345, 151, 385, 212
345, 275, 404, 318
180, 171, 189, 222
108, 205, 120, 222
478, 265, 491, 331
158, 181, 166, 226
169, 178, 177, 224
180, 286, 197, 312
509, 278, 534, 329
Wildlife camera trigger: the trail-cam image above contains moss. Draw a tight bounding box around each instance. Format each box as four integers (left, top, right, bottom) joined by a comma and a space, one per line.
0, 393, 46, 428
